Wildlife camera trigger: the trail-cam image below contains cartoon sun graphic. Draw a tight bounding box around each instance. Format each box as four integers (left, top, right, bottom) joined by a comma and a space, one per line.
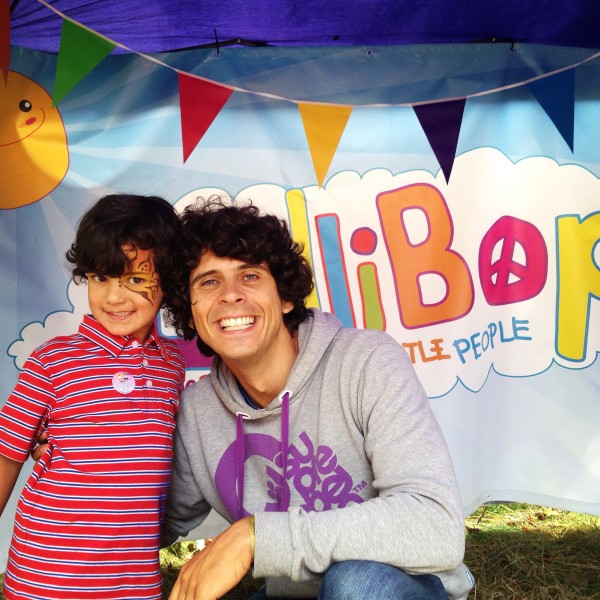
0, 71, 69, 209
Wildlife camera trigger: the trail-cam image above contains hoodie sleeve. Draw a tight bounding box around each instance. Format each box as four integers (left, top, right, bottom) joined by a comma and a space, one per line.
161, 402, 213, 548
252, 335, 466, 586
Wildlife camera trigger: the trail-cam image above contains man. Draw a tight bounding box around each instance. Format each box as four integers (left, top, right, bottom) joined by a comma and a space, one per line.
162, 198, 474, 600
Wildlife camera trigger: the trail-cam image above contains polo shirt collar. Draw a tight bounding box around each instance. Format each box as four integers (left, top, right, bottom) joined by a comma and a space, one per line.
79, 314, 170, 361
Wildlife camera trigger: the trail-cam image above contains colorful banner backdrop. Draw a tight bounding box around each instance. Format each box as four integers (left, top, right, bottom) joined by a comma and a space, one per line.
1, 41, 600, 566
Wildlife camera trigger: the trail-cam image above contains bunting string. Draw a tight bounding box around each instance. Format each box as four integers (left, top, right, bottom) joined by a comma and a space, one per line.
32, 0, 600, 109
6, 0, 599, 184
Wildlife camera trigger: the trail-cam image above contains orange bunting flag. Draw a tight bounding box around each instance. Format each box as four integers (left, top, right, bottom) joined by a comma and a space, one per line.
53, 19, 116, 106
178, 72, 233, 162
298, 102, 352, 188
1, 0, 9, 83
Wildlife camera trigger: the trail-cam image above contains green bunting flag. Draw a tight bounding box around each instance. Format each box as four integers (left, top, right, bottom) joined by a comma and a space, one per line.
53, 19, 116, 106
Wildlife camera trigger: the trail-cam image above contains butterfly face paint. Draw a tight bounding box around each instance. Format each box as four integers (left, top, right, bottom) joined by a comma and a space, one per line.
120, 245, 161, 304
87, 245, 164, 341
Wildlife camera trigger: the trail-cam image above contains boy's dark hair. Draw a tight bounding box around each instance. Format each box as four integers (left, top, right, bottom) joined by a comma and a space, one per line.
166, 197, 314, 357
66, 194, 182, 307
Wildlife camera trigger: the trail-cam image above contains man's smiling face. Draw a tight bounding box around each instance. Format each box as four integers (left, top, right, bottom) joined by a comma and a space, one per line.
189, 251, 294, 367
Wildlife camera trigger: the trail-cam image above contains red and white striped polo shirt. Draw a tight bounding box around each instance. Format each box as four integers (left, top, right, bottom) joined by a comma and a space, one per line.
0, 314, 185, 599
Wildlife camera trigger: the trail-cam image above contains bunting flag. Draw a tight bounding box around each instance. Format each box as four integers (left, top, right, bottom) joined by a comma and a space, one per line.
413, 98, 466, 183
527, 70, 575, 151
298, 102, 353, 188
178, 72, 234, 162
1, 0, 9, 83
52, 19, 116, 106
11, 1, 583, 173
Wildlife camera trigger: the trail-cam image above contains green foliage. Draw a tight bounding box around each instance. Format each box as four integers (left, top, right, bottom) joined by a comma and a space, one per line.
160, 541, 202, 599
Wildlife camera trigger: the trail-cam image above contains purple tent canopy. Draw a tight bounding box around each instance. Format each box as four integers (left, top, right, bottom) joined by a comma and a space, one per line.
9, 0, 600, 54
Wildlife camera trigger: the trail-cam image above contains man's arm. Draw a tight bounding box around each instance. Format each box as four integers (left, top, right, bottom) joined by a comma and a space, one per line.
160, 423, 214, 548
168, 517, 253, 600
0, 454, 24, 516
30, 428, 49, 462
163, 386, 254, 599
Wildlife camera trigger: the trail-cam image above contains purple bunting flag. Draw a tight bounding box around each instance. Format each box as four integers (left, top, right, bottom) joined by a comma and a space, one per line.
413, 98, 466, 183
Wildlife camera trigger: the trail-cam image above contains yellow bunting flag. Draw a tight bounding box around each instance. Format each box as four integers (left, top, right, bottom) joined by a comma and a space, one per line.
298, 102, 352, 188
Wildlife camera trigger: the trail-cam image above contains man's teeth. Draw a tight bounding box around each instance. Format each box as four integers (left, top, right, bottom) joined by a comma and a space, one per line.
220, 317, 255, 331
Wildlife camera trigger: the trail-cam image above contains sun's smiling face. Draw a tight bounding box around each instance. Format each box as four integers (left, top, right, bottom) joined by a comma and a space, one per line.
0, 71, 69, 209
0, 85, 46, 146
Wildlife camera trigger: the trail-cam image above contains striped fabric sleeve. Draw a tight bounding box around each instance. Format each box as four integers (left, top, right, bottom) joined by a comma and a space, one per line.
0, 351, 55, 462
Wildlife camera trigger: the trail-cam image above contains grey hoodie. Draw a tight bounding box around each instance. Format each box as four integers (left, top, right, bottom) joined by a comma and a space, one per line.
162, 309, 474, 598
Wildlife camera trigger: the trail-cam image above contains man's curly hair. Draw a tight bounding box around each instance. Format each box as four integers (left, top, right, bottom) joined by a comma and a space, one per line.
163, 197, 314, 357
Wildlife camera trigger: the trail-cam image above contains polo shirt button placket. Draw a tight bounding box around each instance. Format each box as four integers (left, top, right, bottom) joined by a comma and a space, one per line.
136, 340, 150, 411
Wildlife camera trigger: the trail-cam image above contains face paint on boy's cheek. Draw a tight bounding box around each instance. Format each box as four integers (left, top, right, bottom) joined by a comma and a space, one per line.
119, 246, 162, 304
121, 274, 161, 304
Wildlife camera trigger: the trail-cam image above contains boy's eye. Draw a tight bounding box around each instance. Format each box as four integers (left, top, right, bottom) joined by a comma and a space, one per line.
90, 274, 107, 283
128, 276, 146, 285
124, 274, 155, 291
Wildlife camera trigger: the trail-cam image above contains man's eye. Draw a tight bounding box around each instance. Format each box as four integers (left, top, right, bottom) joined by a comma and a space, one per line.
201, 279, 218, 287
244, 273, 258, 281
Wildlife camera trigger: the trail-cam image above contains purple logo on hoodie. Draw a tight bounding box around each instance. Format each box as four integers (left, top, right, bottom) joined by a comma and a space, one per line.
215, 431, 364, 520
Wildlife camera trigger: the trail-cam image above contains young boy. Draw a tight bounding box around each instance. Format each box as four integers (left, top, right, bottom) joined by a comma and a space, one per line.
0, 194, 186, 599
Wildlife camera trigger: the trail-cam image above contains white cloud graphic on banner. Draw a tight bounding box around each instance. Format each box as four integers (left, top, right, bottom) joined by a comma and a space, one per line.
9, 281, 89, 370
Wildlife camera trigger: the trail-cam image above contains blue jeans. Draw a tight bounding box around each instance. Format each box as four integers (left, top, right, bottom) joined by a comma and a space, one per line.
248, 560, 448, 599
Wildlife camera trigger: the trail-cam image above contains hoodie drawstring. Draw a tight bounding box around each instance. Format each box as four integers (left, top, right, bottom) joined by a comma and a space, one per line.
235, 411, 249, 519
279, 390, 291, 511
234, 390, 292, 519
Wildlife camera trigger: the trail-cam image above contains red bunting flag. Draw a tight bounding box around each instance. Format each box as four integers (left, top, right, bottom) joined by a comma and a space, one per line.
53, 19, 116, 106
1, 0, 9, 83
413, 98, 466, 184
178, 72, 233, 162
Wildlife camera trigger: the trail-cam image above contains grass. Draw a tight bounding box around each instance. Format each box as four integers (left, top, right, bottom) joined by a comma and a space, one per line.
463, 503, 600, 599
2, 504, 600, 599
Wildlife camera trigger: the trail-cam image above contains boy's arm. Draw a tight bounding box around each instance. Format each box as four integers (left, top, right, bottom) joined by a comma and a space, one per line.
0, 454, 24, 516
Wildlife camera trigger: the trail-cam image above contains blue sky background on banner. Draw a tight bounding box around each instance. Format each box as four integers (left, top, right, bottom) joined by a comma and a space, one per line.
1, 41, 600, 561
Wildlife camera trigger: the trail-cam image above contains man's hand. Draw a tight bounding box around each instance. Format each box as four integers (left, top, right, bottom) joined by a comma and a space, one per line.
30, 429, 49, 462
169, 517, 254, 600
